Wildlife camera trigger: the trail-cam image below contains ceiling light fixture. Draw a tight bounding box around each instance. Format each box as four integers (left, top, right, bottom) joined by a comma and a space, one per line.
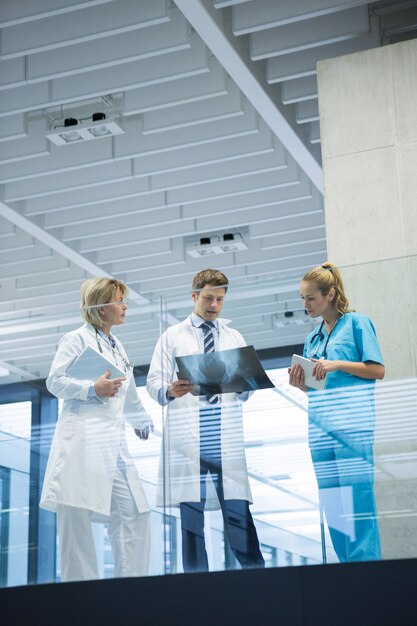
186, 232, 248, 258
274, 309, 311, 328
46, 112, 125, 146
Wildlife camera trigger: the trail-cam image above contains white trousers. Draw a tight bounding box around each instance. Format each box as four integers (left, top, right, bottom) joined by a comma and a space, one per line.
57, 467, 151, 582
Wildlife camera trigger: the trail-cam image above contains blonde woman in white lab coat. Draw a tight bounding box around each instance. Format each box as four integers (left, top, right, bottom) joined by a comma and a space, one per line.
40, 278, 153, 582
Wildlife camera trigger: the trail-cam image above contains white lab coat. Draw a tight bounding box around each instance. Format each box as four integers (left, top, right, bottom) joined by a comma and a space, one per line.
146, 315, 253, 508
40, 323, 152, 519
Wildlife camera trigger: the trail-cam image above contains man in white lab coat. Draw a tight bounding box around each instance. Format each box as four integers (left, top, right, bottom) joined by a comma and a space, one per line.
40, 278, 153, 582
147, 269, 264, 572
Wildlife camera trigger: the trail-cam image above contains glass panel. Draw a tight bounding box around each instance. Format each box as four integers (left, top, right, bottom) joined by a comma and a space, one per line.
155, 278, 324, 574
156, 358, 325, 572
0, 402, 31, 587
244, 367, 327, 565
156, 260, 417, 572
55, 389, 168, 581
1, 256, 417, 586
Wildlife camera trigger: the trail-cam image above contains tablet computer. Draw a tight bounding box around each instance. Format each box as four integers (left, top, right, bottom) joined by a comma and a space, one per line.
291, 354, 326, 390
67, 345, 126, 380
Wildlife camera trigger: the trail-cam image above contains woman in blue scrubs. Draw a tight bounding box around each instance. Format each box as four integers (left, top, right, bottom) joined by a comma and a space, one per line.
289, 262, 385, 562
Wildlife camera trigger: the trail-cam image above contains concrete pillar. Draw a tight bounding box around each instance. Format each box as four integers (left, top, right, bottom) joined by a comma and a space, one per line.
317, 39, 417, 559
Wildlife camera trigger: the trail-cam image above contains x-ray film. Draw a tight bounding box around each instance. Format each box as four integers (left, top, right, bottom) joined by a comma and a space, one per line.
175, 345, 275, 395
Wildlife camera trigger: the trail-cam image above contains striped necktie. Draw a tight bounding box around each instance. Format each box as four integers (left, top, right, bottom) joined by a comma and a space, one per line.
201, 321, 219, 404
200, 321, 221, 464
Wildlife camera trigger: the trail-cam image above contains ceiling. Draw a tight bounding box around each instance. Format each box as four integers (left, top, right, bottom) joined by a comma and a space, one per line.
1, 0, 417, 383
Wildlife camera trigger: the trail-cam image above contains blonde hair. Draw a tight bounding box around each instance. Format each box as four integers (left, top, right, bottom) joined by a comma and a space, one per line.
302, 262, 352, 315
80, 278, 128, 327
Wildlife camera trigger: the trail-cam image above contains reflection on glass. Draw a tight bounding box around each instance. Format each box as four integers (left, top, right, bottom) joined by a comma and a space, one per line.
241, 369, 326, 565
4, 369, 417, 587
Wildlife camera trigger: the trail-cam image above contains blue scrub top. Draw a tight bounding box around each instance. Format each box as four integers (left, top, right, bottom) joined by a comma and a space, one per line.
303, 312, 384, 442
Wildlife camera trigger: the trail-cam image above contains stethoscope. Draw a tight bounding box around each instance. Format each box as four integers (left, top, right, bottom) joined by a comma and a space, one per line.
94, 327, 133, 373
309, 315, 343, 359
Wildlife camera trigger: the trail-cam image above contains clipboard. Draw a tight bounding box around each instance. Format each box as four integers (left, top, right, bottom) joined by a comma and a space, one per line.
291, 354, 326, 390
67, 345, 126, 380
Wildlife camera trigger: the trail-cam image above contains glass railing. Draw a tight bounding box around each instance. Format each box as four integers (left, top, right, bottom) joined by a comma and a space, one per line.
155, 259, 417, 572
1, 258, 416, 586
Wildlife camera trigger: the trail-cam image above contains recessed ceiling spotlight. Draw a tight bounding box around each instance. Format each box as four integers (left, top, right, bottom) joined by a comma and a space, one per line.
186, 232, 248, 258
46, 113, 124, 146
274, 310, 313, 328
